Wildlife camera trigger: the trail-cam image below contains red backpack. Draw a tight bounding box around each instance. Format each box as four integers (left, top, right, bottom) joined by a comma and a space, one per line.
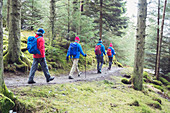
107, 48, 112, 56
95, 45, 101, 55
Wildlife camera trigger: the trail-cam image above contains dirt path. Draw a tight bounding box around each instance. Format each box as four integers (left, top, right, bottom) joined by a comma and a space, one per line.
4, 66, 124, 88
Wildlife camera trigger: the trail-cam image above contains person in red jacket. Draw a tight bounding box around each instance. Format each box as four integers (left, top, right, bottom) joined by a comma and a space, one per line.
28, 28, 54, 84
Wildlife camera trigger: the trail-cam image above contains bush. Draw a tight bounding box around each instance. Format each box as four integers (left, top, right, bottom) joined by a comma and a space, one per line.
159, 77, 169, 86
153, 85, 164, 92
152, 80, 162, 86
121, 78, 131, 84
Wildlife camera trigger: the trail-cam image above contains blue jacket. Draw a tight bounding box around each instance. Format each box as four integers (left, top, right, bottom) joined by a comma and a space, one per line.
67, 42, 85, 58
108, 47, 116, 57
95, 42, 106, 56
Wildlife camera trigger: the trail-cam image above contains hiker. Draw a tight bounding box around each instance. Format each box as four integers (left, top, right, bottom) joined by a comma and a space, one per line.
107, 43, 116, 70
66, 36, 87, 79
28, 28, 54, 84
95, 39, 106, 73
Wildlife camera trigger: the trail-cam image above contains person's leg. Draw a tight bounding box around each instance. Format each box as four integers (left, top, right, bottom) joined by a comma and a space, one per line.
97, 56, 100, 73
108, 57, 113, 70
40, 57, 54, 82
28, 58, 38, 83
99, 56, 104, 72
69, 58, 79, 79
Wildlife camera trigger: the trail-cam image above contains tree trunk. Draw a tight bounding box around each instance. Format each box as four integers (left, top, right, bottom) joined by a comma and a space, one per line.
155, 0, 167, 79
0, 0, 4, 91
99, 0, 103, 40
67, 0, 70, 41
6, 0, 10, 30
133, 0, 147, 90
155, 0, 160, 80
3, 0, 29, 72
50, 0, 56, 46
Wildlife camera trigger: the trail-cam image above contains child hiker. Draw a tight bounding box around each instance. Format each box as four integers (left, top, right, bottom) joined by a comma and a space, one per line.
107, 43, 116, 70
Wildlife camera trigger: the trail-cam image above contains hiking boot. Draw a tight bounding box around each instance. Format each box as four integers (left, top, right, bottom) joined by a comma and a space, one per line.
97, 70, 101, 74
28, 80, 36, 84
47, 76, 55, 82
107, 67, 111, 70
68, 76, 74, 79
78, 72, 82, 77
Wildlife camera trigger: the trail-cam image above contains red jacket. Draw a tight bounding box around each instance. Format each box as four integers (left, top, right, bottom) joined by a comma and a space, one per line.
33, 34, 45, 58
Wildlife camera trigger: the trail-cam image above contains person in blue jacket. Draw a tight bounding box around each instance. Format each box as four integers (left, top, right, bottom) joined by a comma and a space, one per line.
107, 43, 116, 70
66, 36, 87, 79
95, 39, 106, 73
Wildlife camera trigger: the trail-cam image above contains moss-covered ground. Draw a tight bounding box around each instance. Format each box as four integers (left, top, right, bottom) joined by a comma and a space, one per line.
9, 78, 170, 113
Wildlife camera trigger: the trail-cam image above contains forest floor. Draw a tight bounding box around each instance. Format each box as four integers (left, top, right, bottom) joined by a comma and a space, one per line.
3, 66, 170, 113
4, 66, 124, 88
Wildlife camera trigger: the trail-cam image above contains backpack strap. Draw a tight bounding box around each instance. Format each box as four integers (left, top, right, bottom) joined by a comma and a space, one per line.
37, 36, 42, 39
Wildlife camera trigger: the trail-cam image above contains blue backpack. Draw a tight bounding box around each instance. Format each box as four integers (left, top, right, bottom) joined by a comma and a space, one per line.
69, 43, 78, 56
27, 36, 41, 54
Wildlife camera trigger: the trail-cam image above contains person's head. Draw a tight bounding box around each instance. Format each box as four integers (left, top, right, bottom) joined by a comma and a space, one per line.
75, 36, 80, 43
98, 39, 102, 43
36, 28, 45, 36
109, 43, 112, 47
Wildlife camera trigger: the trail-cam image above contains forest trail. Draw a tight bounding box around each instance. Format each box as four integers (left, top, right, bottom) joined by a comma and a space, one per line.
4, 67, 124, 88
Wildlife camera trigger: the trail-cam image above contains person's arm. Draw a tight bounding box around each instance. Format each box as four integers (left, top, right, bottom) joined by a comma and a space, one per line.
102, 45, 106, 55
38, 38, 45, 55
78, 44, 86, 56
112, 48, 116, 55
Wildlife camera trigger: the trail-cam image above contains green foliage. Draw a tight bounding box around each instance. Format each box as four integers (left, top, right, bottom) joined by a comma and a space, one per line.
159, 77, 169, 86
0, 93, 15, 113
152, 80, 162, 86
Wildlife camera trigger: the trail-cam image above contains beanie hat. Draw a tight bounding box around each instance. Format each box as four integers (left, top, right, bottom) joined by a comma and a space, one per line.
98, 39, 102, 43
75, 36, 80, 41
109, 43, 112, 47
36, 28, 45, 36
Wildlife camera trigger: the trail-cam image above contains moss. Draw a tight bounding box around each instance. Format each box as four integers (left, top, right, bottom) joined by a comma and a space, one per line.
129, 100, 139, 106
167, 85, 170, 90
152, 80, 162, 86
153, 85, 164, 92
159, 77, 169, 86
152, 97, 162, 104
0, 93, 15, 113
121, 78, 131, 84
103, 80, 113, 85
147, 101, 162, 110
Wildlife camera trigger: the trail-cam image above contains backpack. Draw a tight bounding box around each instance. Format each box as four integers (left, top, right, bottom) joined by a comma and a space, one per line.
69, 43, 78, 56
107, 48, 112, 56
95, 45, 101, 55
27, 36, 41, 54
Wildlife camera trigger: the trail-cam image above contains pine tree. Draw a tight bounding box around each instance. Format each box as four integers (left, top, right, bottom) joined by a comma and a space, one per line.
133, 0, 147, 90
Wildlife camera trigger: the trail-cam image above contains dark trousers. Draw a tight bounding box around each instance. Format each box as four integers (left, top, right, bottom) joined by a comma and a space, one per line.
28, 58, 51, 81
97, 56, 104, 71
108, 57, 113, 69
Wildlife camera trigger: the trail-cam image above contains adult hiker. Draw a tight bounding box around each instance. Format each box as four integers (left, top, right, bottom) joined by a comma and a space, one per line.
107, 43, 116, 70
28, 28, 54, 84
66, 36, 87, 79
95, 39, 106, 73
